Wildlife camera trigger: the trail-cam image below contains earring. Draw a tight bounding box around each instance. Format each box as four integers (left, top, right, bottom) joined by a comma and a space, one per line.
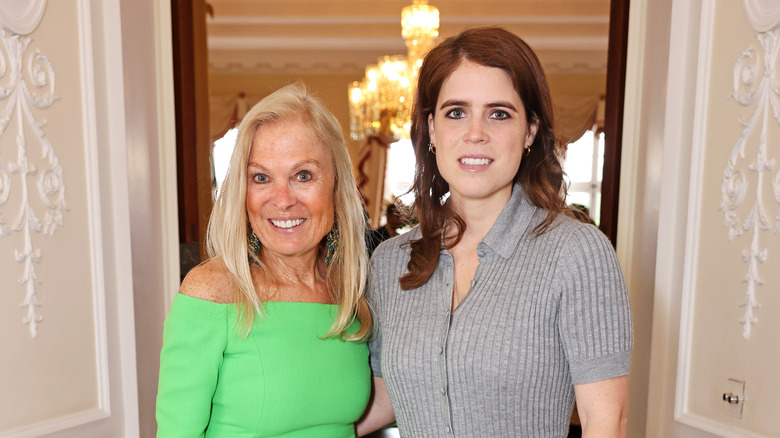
247, 221, 260, 266
428, 142, 436, 155
524, 146, 531, 157
325, 220, 340, 264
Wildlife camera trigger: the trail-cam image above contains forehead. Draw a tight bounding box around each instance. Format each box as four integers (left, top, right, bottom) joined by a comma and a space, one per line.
438, 61, 521, 103
249, 116, 332, 164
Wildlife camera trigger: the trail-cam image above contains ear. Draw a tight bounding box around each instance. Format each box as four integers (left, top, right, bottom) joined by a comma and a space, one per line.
526, 118, 539, 148
427, 113, 435, 144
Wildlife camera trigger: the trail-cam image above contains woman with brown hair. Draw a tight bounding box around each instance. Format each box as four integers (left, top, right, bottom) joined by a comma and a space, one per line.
358, 27, 632, 437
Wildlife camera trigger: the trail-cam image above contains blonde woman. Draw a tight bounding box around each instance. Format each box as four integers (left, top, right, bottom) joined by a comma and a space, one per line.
157, 83, 371, 437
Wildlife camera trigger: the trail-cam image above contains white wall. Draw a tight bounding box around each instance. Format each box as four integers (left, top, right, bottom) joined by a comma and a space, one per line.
622, 1, 720, 436
618, 0, 672, 436
119, 0, 178, 435
629, 0, 780, 436
0, 0, 144, 436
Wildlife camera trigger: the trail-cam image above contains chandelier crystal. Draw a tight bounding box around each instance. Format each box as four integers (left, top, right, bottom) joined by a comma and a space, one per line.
349, 0, 439, 141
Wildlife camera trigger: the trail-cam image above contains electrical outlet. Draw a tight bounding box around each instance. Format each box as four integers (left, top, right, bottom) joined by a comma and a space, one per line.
722, 378, 745, 418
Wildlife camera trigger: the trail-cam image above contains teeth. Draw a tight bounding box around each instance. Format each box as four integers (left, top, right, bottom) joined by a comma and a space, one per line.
460, 157, 490, 165
271, 219, 304, 229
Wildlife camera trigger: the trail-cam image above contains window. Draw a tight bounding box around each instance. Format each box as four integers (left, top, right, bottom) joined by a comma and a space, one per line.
562, 130, 604, 225
212, 128, 237, 198
382, 138, 416, 207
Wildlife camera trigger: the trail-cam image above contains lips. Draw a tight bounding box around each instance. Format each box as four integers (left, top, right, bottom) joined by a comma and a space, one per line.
460, 157, 491, 165
270, 218, 305, 229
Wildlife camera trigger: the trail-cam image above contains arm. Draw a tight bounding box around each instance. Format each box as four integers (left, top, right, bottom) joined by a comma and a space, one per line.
357, 256, 395, 436
557, 225, 632, 437
574, 375, 628, 438
156, 264, 230, 437
356, 377, 395, 436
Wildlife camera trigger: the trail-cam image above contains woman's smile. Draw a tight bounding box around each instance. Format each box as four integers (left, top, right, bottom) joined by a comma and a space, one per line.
458, 155, 493, 168
270, 218, 306, 229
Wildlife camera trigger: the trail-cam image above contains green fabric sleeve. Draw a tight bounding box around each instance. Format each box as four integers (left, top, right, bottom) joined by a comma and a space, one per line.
156, 294, 229, 438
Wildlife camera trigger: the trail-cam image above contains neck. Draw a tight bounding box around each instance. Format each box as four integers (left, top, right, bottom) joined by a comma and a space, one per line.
448, 190, 511, 245
259, 251, 325, 289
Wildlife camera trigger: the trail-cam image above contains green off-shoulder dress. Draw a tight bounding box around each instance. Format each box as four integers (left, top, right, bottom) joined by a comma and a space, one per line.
156, 293, 370, 438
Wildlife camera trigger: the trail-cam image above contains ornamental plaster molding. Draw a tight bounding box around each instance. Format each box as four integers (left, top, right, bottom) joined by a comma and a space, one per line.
0, 0, 47, 35
742, 0, 780, 33
721, 28, 780, 340
0, 28, 62, 338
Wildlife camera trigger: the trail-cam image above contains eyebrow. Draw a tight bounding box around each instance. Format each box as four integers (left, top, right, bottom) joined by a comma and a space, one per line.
439, 99, 518, 112
439, 99, 468, 110
247, 159, 323, 171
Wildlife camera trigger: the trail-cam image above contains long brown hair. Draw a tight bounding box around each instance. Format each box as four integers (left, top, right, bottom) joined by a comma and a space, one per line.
400, 27, 566, 290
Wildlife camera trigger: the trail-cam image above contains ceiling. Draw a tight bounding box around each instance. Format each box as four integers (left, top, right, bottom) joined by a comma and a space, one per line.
205, 0, 611, 76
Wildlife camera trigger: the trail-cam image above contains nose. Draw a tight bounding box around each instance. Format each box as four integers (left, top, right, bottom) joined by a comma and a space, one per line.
465, 118, 489, 144
272, 182, 296, 209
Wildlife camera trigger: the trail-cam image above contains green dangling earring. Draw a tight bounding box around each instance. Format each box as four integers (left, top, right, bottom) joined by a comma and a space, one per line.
324, 220, 340, 264
247, 221, 260, 266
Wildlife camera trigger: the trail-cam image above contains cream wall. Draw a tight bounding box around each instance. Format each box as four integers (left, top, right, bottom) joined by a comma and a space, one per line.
618, 0, 673, 436
637, 0, 780, 436
120, 0, 177, 436
0, 0, 170, 436
629, 2, 717, 436
0, 0, 110, 431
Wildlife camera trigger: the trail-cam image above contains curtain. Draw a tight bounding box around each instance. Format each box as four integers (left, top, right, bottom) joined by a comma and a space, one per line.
552, 95, 604, 144
356, 135, 390, 227
209, 93, 261, 142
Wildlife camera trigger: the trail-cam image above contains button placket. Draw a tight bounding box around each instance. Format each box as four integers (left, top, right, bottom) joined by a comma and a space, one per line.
437, 251, 455, 433
439, 297, 452, 429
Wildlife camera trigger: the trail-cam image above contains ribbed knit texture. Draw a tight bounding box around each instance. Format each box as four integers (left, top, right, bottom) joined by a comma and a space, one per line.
368, 185, 633, 437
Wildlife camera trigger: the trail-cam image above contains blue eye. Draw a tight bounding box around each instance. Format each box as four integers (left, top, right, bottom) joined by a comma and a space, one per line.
296, 171, 312, 182
490, 110, 510, 120
445, 108, 465, 119
253, 173, 268, 183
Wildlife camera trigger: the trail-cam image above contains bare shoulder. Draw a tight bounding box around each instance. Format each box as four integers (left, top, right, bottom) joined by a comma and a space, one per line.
179, 258, 234, 303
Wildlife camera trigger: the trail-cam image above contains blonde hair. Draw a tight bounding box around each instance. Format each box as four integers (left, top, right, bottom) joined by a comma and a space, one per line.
206, 83, 371, 341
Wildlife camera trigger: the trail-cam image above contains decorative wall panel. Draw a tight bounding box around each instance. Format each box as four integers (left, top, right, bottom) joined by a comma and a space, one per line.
675, 1, 780, 436
0, 0, 47, 35
0, 0, 112, 435
720, 27, 780, 340
0, 26, 63, 339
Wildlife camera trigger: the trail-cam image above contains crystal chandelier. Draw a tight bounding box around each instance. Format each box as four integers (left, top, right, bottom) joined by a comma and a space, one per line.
349, 0, 439, 141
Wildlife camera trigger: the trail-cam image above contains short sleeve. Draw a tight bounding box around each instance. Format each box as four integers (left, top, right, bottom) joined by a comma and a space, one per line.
557, 225, 633, 385
156, 294, 229, 438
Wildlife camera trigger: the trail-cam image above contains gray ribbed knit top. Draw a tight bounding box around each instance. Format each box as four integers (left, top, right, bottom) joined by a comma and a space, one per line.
367, 185, 633, 437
